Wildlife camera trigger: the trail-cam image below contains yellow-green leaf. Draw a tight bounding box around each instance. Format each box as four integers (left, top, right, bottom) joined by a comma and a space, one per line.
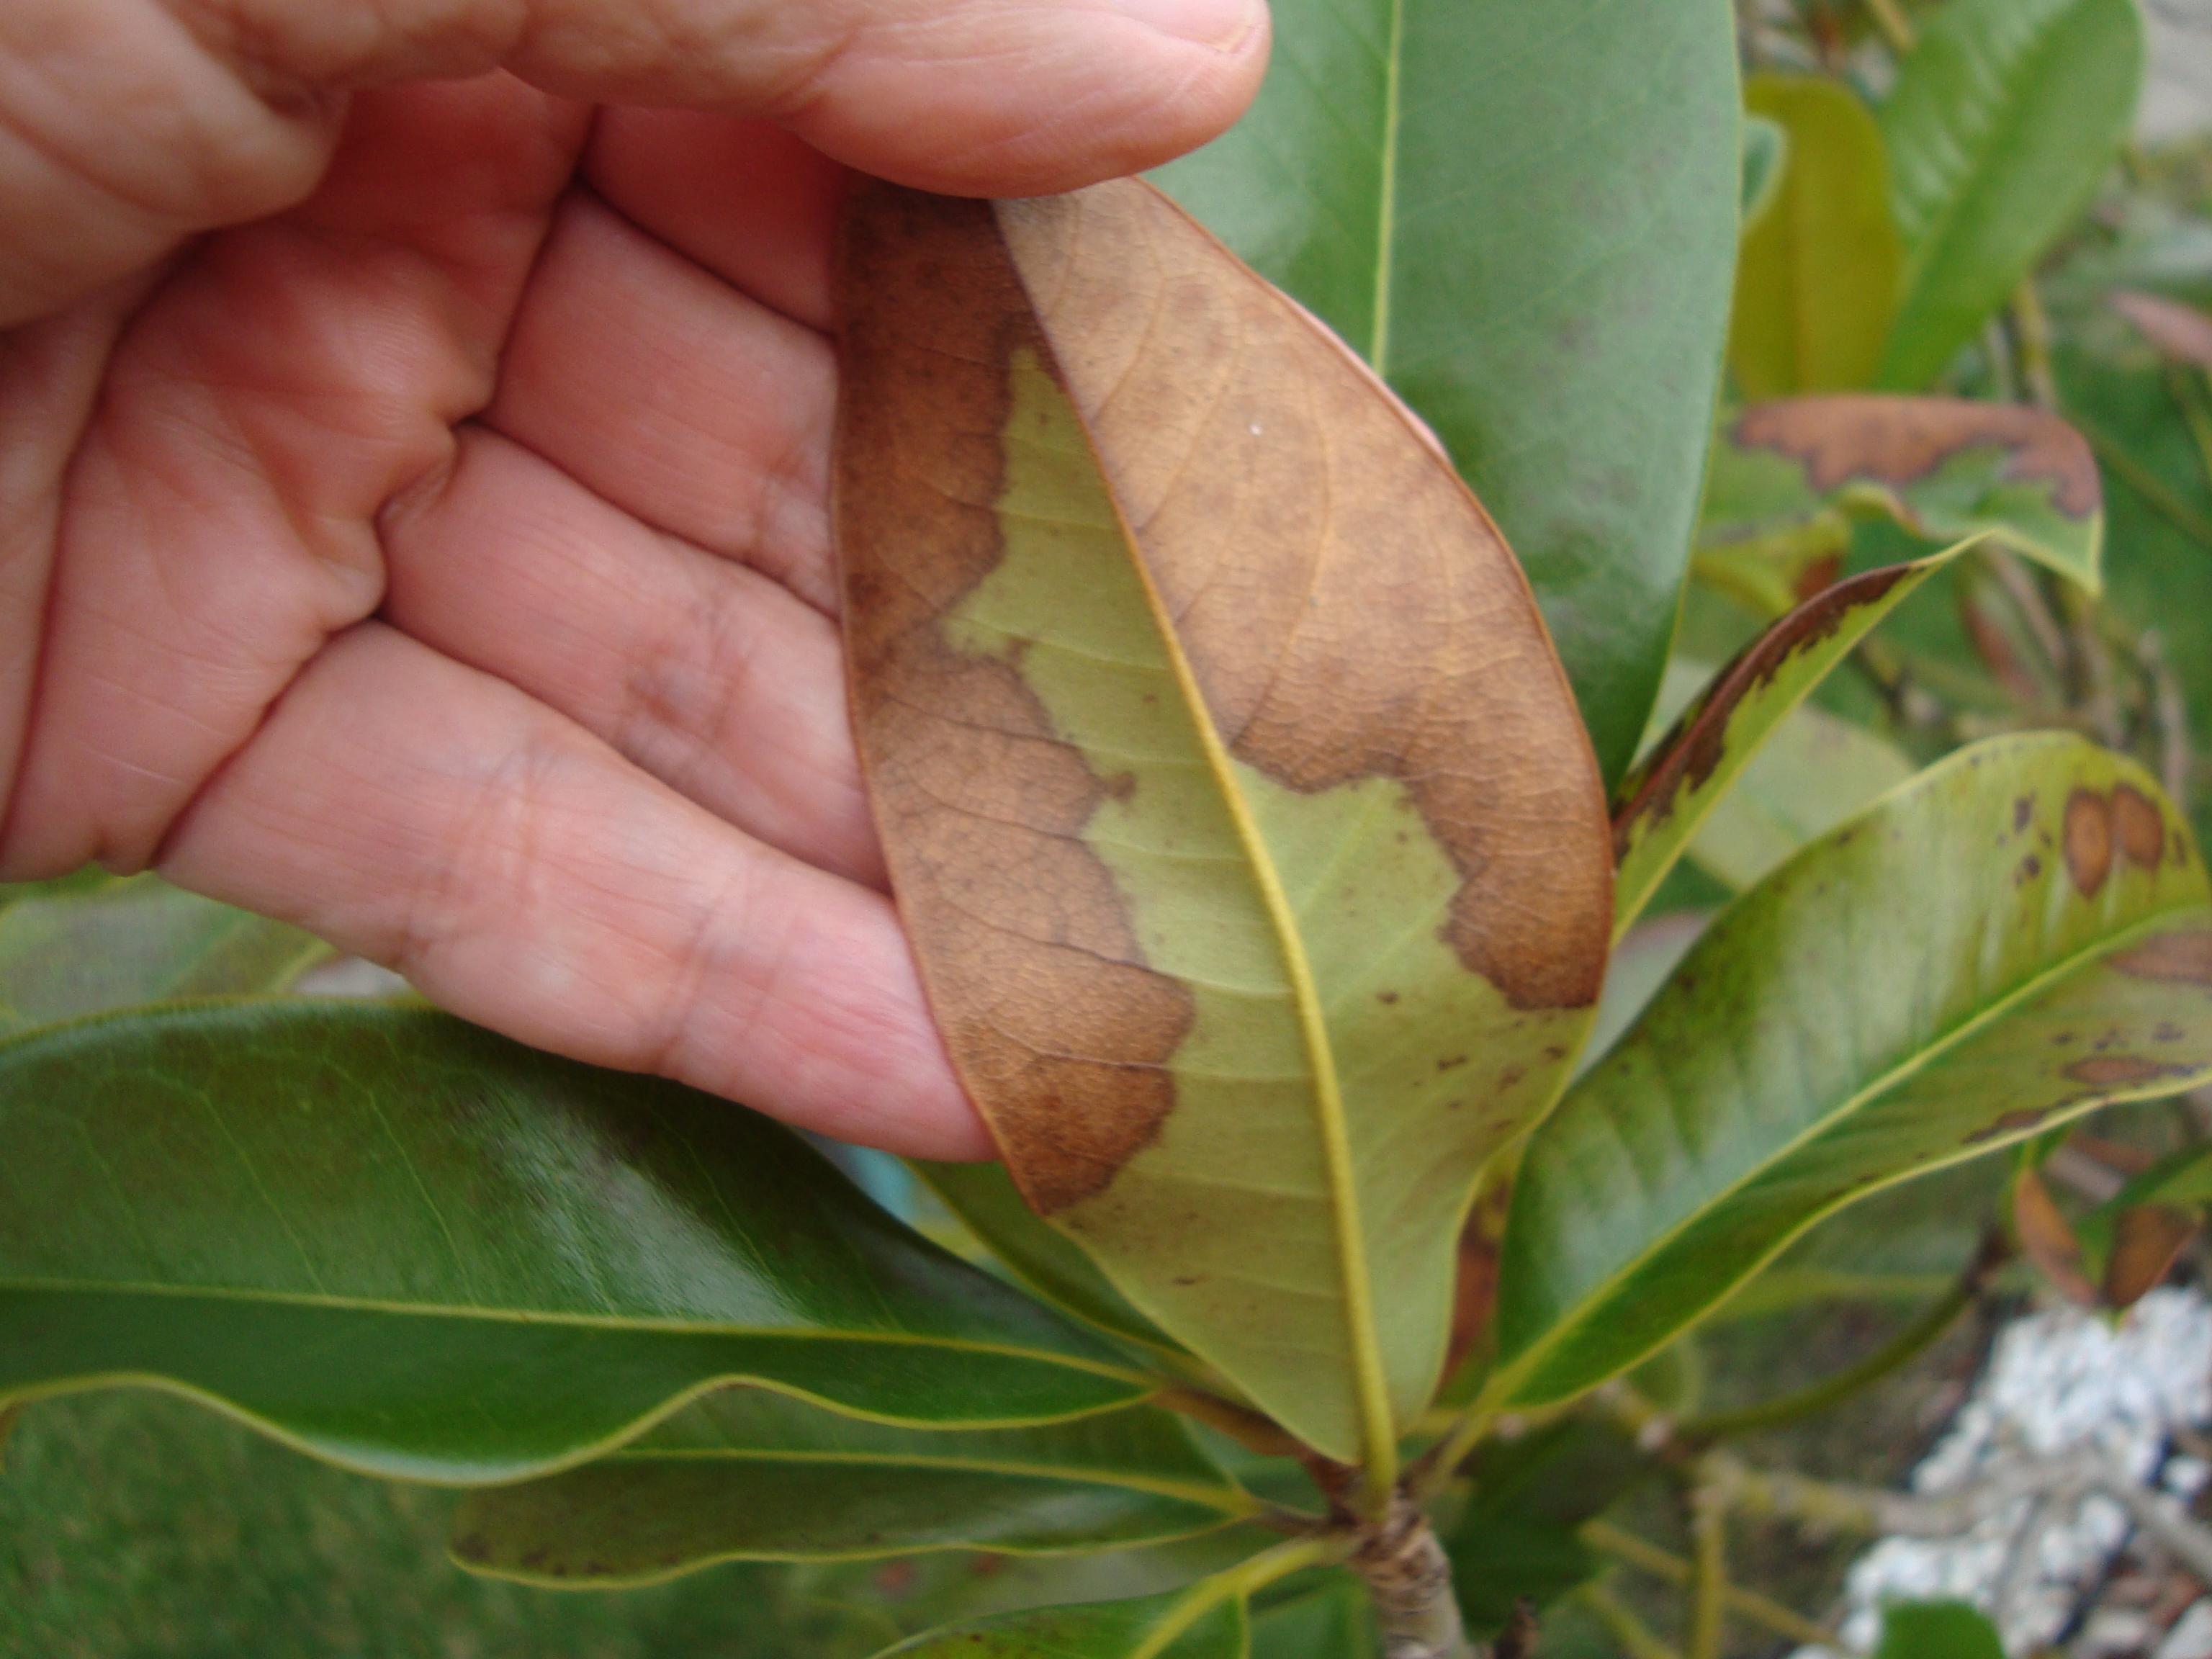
1730, 75, 1902, 396
833, 181, 1614, 1474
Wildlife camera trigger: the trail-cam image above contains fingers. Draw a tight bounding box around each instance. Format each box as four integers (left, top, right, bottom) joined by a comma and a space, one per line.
0, 76, 581, 873
158, 622, 987, 1159
382, 426, 885, 888
483, 192, 839, 612
1, 0, 1266, 325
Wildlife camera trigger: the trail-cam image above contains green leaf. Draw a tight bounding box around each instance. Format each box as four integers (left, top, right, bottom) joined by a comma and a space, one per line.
0, 1003, 1150, 1483
913, 1160, 1185, 1363
2100, 1139, 2212, 1210
449, 1392, 1251, 1586
1498, 733, 2212, 1406
1730, 75, 1902, 396
1251, 1575, 1378, 1659
1614, 552, 1959, 937
1699, 397, 2102, 591
1445, 1419, 1650, 1636
1874, 1601, 2005, 1659
834, 184, 1614, 1473
1741, 115, 1788, 230
0, 873, 328, 1030
876, 1588, 1250, 1659
1877, 0, 2143, 390
1151, 0, 1741, 784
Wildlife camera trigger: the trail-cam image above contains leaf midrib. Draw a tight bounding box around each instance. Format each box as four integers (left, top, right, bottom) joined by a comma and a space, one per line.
1502, 889, 2209, 1397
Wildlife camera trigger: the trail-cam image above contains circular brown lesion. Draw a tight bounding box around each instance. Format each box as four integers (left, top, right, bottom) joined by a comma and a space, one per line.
2064, 788, 2113, 896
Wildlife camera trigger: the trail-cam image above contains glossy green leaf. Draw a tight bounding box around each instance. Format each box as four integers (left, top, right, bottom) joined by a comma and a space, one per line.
876, 1588, 1250, 1659
1877, 0, 2143, 390
450, 1392, 1251, 1586
913, 1160, 1184, 1364
1874, 1601, 2005, 1659
0, 873, 328, 1030
1699, 397, 2101, 592
1730, 76, 1901, 396
1498, 734, 2212, 1406
1251, 1575, 1377, 1659
1152, 0, 1740, 783
0, 1003, 1149, 1483
1741, 115, 1787, 229
835, 183, 1614, 1473
1614, 552, 1959, 937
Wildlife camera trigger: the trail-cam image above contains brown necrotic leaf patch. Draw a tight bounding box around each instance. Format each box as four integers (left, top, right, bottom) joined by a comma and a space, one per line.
2066, 789, 2116, 896
1612, 563, 1911, 845
834, 187, 1191, 1213
2115, 929, 2212, 986
2063, 1056, 2190, 1088
1735, 395, 2100, 519
997, 186, 1611, 1013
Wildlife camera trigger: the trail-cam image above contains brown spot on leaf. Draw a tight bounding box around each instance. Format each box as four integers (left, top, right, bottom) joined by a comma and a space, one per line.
1735, 395, 2099, 518
2065, 1055, 2189, 1088
1377, 989, 1400, 1005
2015, 854, 2042, 887
1437, 1054, 1467, 1071
2015, 795, 2035, 832
2114, 930, 2212, 985
2064, 789, 2113, 896
1969, 1107, 2054, 1144
2114, 785, 2165, 868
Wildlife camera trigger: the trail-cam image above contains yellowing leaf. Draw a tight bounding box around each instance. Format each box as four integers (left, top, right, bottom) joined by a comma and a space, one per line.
832, 181, 1614, 1473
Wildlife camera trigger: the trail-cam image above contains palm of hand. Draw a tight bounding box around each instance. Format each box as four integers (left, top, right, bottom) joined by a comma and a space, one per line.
0, 80, 988, 1156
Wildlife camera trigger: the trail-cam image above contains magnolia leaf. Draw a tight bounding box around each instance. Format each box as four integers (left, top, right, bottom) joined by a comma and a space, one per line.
1699, 397, 2102, 590
1730, 75, 1902, 397
1581, 914, 1710, 1082
832, 181, 1613, 1470
0, 1003, 1148, 1483
1151, 0, 1740, 785
914, 1160, 1192, 1368
2112, 290, 2212, 367
1741, 115, 1788, 229
1687, 703, 1916, 892
2070, 1139, 2212, 1305
0, 872, 328, 1030
1874, 1601, 2005, 1659
2099, 1139, 2212, 1209
1614, 552, 1959, 937
1877, 0, 2142, 390
1445, 1419, 1649, 1637
449, 1392, 1252, 1586
1251, 1575, 1379, 1659
876, 1588, 1249, 1659
1498, 734, 2212, 1406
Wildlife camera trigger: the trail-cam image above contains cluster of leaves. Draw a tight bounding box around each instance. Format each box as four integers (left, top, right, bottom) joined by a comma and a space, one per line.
17, 1, 2212, 1656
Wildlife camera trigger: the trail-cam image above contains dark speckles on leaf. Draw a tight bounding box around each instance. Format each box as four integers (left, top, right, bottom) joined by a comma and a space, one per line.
2015, 854, 2043, 887
2156, 1022, 2185, 1043
1377, 990, 1400, 1004
2015, 795, 2035, 832
1437, 1054, 1467, 1071
1101, 771, 1137, 802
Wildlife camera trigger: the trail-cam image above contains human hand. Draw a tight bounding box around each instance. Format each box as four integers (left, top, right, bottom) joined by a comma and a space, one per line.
0, 1, 1267, 1156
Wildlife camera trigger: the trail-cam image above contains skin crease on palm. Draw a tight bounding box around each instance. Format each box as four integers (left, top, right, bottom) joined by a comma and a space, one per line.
0, 0, 1270, 1158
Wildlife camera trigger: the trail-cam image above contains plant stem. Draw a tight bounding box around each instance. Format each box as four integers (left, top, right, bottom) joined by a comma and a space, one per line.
1577, 1581, 1683, 1659
1582, 1522, 1836, 1647
1155, 1385, 1310, 1460
1672, 1233, 2000, 1443
1140, 1537, 1347, 1659
1686, 1488, 1728, 1659
1352, 1491, 1473, 1659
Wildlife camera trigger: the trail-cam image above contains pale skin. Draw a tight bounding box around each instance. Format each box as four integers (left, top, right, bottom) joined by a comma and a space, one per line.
0, 0, 1269, 1157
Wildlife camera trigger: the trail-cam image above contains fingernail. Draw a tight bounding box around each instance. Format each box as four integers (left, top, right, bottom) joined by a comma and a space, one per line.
1105, 0, 1264, 51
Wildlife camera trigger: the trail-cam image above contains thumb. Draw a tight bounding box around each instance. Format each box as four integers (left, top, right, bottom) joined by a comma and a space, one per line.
0, 0, 1268, 326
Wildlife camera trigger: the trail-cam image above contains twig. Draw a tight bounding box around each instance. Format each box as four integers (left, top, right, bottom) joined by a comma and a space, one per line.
1577, 1581, 1683, 1659
1687, 1486, 1730, 1659
2108, 1479, 2212, 1581
1351, 1492, 1473, 1659
1582, 1521, 1837, 1648
1155, 1385, 1312, 1461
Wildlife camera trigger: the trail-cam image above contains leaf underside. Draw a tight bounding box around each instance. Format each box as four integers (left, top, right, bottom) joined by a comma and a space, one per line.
833, 180, 1612, 1465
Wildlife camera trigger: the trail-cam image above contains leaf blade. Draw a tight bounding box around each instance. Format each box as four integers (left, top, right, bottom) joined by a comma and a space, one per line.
833, 181, 1614, 1467
0, 1003, 1148, 1483
1502, 734, 2212, 1404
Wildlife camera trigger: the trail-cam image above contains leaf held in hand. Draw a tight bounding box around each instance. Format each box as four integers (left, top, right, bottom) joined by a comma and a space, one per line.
832, 181, 1613, 1468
